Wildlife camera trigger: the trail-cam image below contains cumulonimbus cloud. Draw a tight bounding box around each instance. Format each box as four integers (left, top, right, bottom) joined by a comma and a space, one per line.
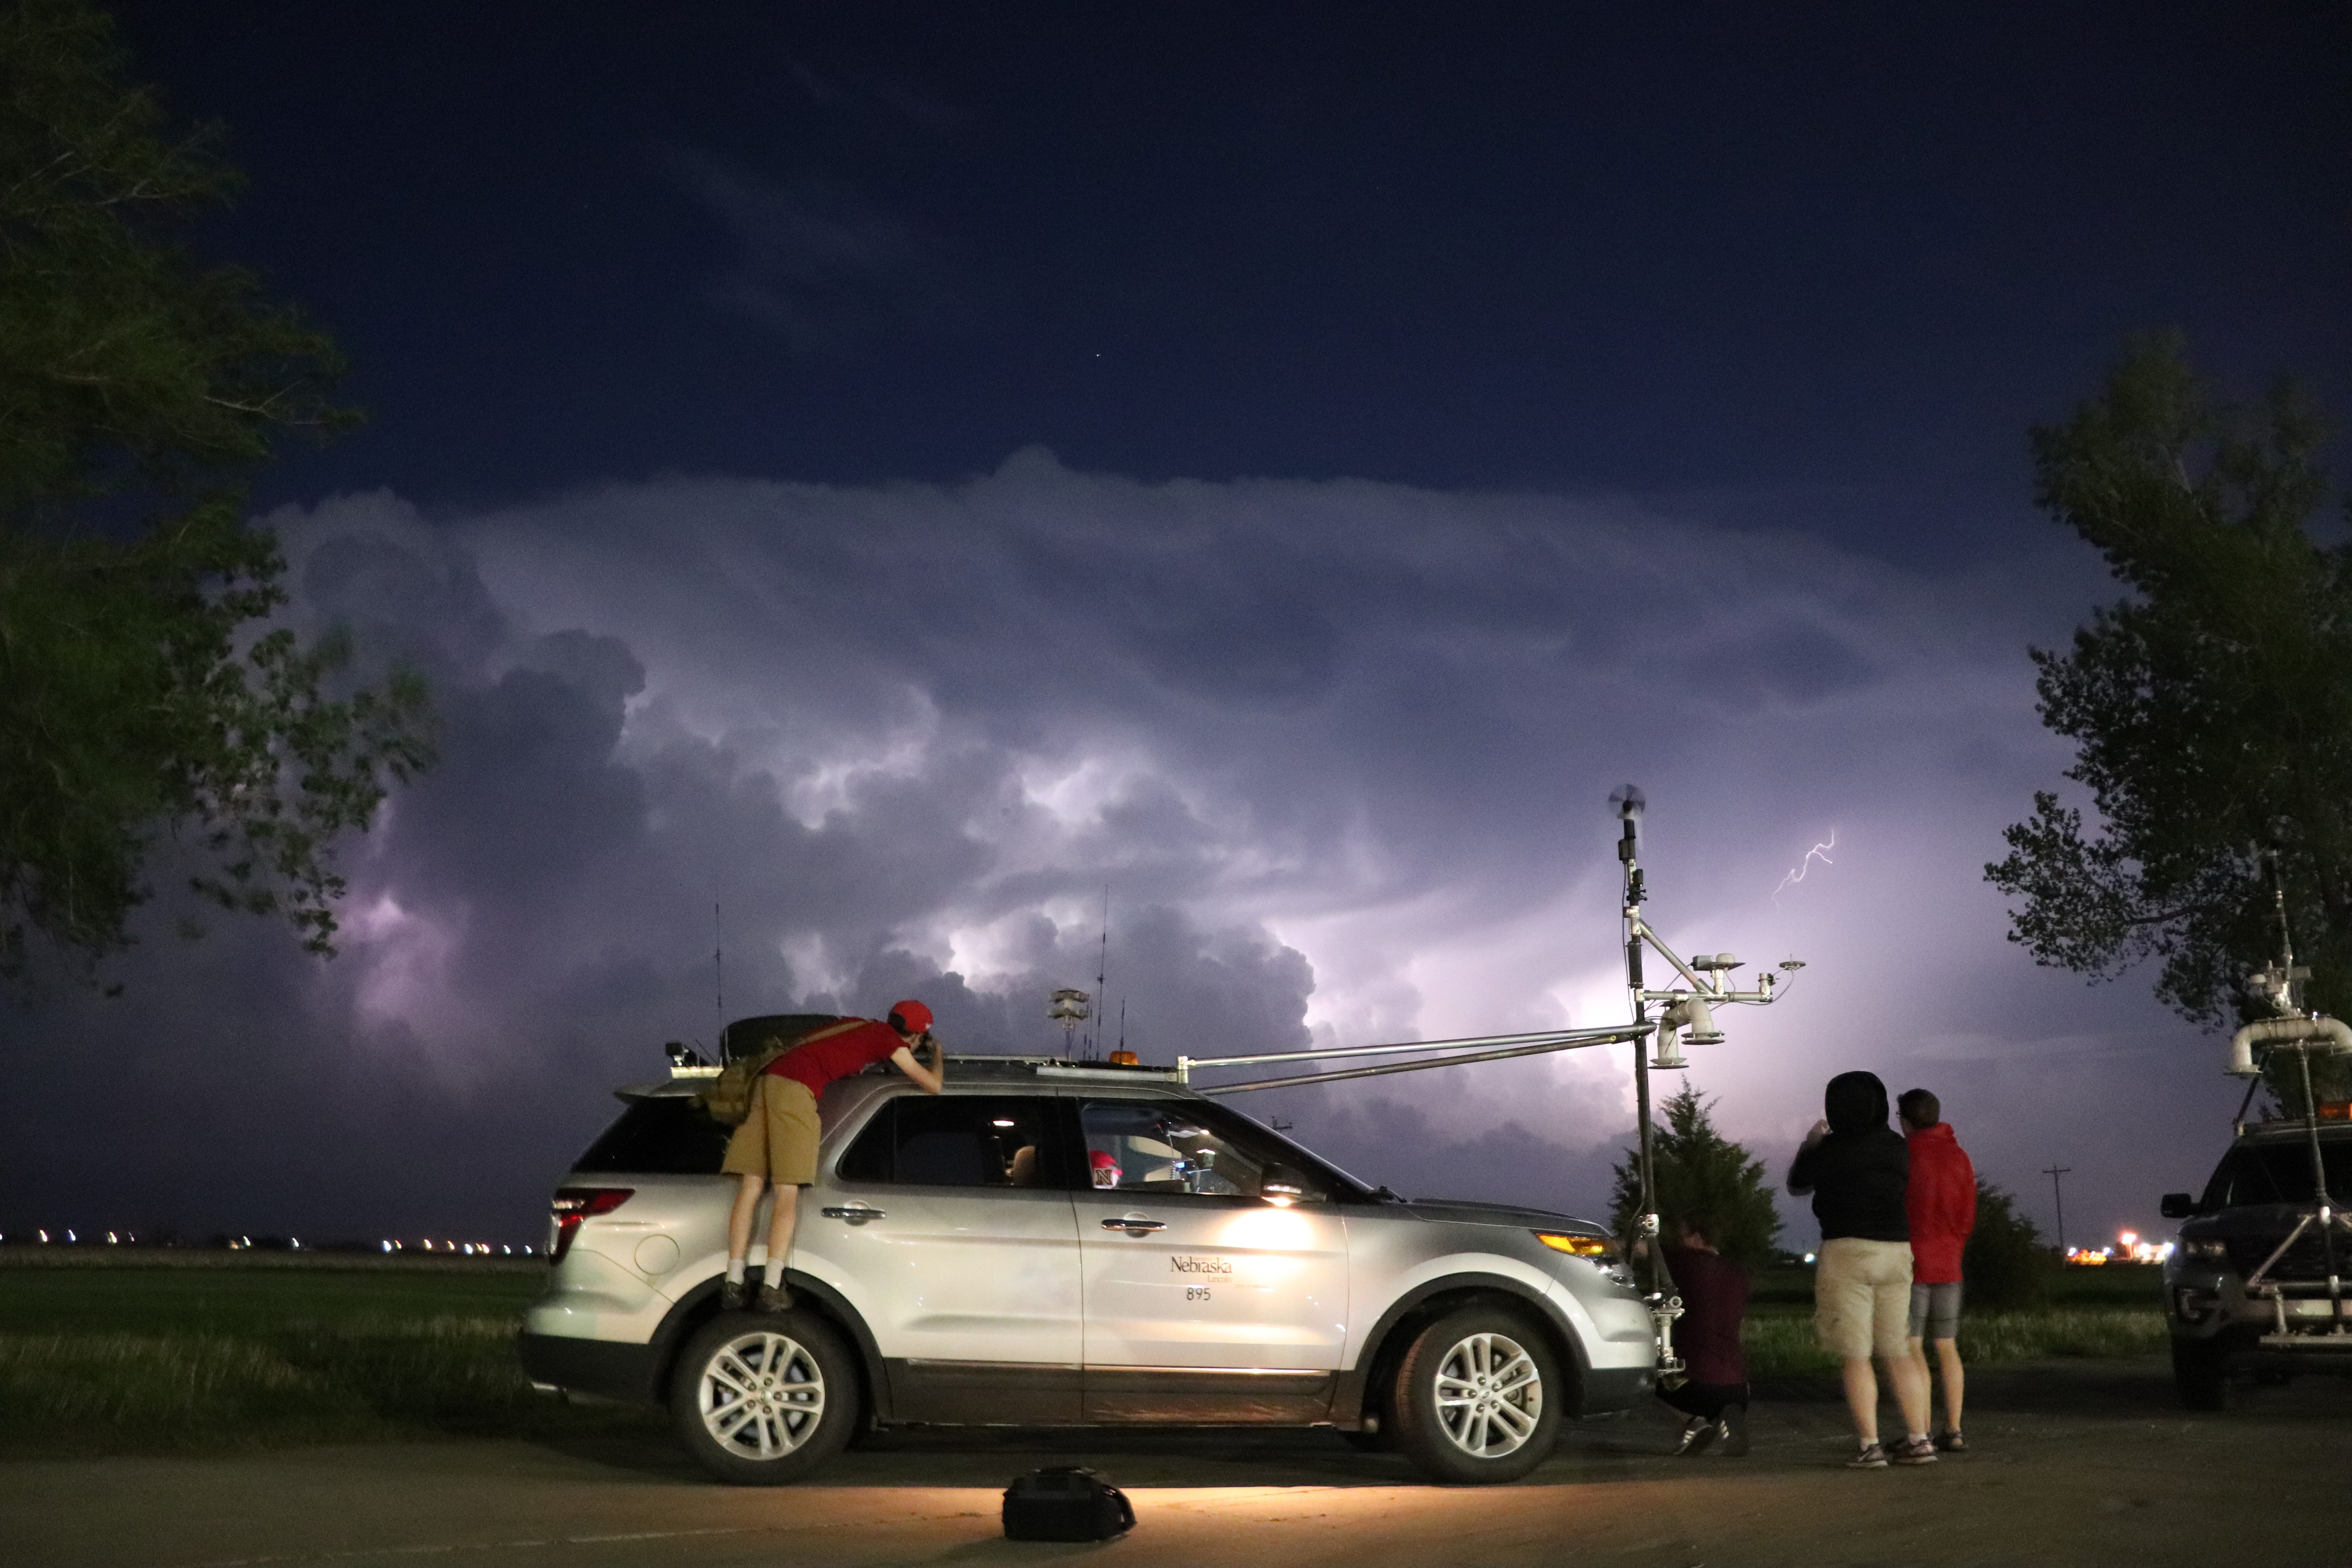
0, 454, 2229, 1243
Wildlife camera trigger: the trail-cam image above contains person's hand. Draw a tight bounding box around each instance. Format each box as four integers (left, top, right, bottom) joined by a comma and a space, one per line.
1802, 1118, 1830, 1145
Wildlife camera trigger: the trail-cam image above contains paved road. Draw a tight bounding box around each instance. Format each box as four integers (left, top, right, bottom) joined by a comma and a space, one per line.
6, 1361, 2348, 1568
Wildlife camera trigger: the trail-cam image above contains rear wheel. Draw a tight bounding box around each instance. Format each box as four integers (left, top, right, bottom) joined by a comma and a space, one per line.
670, 1311, 859, 1483
2170, 1336, 2231, 1412
1388, 1307, 1562, 1484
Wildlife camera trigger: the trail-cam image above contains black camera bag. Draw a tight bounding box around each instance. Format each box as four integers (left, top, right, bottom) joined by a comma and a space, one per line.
1001, 1466, 1135, 1541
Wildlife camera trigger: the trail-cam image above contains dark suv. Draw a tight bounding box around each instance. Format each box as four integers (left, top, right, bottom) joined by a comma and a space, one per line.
2161, 1120, 2352, 1407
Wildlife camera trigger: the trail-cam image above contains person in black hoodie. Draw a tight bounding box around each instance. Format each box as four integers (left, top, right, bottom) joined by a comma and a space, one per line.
1788, 1070, 1937, 1468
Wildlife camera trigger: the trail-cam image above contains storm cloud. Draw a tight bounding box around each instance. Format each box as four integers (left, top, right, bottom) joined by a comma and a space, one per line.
0, 455, 2235, 1249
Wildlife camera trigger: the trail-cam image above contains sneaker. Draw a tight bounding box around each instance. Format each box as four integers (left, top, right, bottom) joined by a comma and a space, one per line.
1846, 1441, 1889, 1469
1717, 1405, 1750, 1457
1890, 1436, 1940, 1466
719, 1278, 746, 1311
755, 1282, 795, 1313
1935, 1429, 1967, 1454
1672, 1416, 1717, 1456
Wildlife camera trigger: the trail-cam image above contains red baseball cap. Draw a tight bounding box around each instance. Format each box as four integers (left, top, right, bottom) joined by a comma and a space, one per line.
1089, 1151, 1120, 1170
887, 1000, 933, 1034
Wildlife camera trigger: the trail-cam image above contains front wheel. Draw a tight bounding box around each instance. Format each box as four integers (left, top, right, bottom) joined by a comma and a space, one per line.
670, 1312, 859, 1484
2170, 1336, 2231, 1412
1388, 1307, 1563, 1484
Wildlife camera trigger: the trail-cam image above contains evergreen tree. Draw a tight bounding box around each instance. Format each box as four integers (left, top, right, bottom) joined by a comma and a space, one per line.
1608, 1085, 1782, 1267
0, 0, 433, 982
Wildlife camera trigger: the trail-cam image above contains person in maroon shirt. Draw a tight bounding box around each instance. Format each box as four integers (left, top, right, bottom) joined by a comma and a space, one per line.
1656, 1212, 1752, 1456
719, 1000, 945, 1310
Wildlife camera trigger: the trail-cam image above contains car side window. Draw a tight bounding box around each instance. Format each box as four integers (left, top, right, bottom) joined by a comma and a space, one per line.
837, 1096, 1060, 1189
1079, 1099, 1325, 1201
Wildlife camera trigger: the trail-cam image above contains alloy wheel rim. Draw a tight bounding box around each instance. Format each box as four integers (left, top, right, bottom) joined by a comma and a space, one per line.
1432, 1331, 1541, 1458
699, 1330, 826, 1459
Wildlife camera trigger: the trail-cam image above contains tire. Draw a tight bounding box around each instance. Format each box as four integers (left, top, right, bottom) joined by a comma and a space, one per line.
1388, 1306, 1563, 1484
670, 1310, 860, 1484
2170, 1336, 2231, 1412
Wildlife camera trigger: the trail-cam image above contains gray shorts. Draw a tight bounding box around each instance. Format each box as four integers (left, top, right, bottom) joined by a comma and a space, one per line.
1909, 1281, 1962, 1341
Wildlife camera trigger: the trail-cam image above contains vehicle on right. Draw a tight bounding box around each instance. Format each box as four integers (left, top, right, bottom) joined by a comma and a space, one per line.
2162, 1117, 2352, 1408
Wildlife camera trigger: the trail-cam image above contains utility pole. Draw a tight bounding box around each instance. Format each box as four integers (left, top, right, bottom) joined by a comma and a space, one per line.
2042, 1162, 2073, 1256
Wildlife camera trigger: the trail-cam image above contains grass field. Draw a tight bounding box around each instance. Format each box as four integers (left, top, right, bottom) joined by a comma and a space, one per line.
0, 1255, 662, 1459
0, 1253, 2168, 1458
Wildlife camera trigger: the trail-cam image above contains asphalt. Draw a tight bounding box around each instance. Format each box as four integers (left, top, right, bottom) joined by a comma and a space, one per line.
5, 1360, 2348, 1568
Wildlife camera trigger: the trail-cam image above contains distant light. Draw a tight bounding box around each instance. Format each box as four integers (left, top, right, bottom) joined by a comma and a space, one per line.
421, 1239, 433, 1251
66, 1230, 76, 1243
381, 1241, 393, 1253
501, 1245, 512, 1255
37, 1230, 47, 1244
1802, 1252, 1816, 1265
291, 1238, 300, 1249
107, 1232, 118, 1244
2118, 1231, 2138, 1248
522, 1245, 534, 1255
992, 1119, 1016, 1128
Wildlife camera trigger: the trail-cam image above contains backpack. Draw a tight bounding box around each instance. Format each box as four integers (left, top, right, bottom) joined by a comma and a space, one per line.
1001, 1467, 1134, 1542
700, 1018, 865, 1126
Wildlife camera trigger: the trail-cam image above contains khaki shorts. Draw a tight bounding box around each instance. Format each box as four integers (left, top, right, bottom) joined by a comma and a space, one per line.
720, 1075, 821, 1185
1814, 1237, 1914, 1360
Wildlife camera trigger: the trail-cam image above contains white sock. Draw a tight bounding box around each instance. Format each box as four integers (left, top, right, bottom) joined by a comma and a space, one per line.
762, 1261, 786, 1289
724, 1258, 745, 1284
1906, 1432, 1928, 1444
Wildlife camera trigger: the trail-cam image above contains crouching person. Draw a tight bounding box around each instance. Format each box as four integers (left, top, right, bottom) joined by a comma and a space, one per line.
721, 1001, 945, 1311
1657, 1212, 1752, 1456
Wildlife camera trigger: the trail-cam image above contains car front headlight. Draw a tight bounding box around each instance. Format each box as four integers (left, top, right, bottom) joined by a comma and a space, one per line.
1535, 1231, 1617, 1263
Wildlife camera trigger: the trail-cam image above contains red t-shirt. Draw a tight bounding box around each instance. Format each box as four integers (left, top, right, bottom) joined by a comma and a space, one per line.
762, 1018, 905, 1096
1662, 1243, 1749, 1386
1904, 1122, 1978, 1284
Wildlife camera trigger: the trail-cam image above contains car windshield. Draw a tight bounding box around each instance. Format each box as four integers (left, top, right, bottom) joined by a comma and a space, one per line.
2201, 1139, 2352, 1209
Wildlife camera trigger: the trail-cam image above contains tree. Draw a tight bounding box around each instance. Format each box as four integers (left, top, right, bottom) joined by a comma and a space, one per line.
1960, 1181, 2050, 1311
1986, 333, 2350, 1033
0, 0, 433, 981
1609, 1085, 1782, 1267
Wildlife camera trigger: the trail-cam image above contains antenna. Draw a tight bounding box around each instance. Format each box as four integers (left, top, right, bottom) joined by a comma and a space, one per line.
1092, 886, 1110, 1061
714, 903, 724, 1044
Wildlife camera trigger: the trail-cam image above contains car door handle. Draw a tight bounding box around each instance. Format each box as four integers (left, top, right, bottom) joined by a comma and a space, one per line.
1101, 1216, 1165, 1233
822, 1205, 885, 1225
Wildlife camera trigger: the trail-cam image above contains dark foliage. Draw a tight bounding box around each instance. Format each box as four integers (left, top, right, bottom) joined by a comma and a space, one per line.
1962, 1180, 2051, 1312
1986, 332, 2350, 1030
0, 0, 433, 981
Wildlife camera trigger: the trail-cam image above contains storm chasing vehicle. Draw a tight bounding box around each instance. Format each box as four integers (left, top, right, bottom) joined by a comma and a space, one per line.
519, 1024, 1657, 1485
2162, 1116, 2352, 1408
2161, 968, 2352, 1410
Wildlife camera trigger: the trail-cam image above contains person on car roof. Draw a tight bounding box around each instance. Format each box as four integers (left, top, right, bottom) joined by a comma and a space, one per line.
720, 1000, 945, 1311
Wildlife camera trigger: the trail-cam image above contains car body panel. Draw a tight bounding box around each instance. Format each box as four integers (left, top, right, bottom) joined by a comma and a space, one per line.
1073, 1190, 1350, 1369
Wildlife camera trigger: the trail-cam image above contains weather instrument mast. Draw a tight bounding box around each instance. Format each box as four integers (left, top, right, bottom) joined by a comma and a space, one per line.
1166, 787, 1804, 1380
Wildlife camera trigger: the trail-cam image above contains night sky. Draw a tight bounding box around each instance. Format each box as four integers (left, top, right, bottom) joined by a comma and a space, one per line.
3, 3, 2346, 1252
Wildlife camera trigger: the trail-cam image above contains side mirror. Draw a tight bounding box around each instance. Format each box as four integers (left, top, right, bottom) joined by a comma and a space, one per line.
1259, 1165, 1309, 1207
2160, 1192, 2196, 1220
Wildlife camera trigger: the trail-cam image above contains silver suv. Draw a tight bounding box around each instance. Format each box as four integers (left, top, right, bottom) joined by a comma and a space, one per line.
520, 1038, 1658, 1485
2162, 1119, 2352, 1408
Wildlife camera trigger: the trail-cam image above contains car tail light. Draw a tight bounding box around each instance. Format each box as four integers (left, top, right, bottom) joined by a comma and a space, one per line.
549, 1187, 634, 1263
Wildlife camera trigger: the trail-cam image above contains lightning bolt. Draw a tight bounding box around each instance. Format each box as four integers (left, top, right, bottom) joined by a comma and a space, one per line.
1771, 829, 1837, 902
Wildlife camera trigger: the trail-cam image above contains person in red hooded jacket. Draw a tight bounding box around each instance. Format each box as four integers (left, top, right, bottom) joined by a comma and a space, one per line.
1898, 1087, 1976, 1452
